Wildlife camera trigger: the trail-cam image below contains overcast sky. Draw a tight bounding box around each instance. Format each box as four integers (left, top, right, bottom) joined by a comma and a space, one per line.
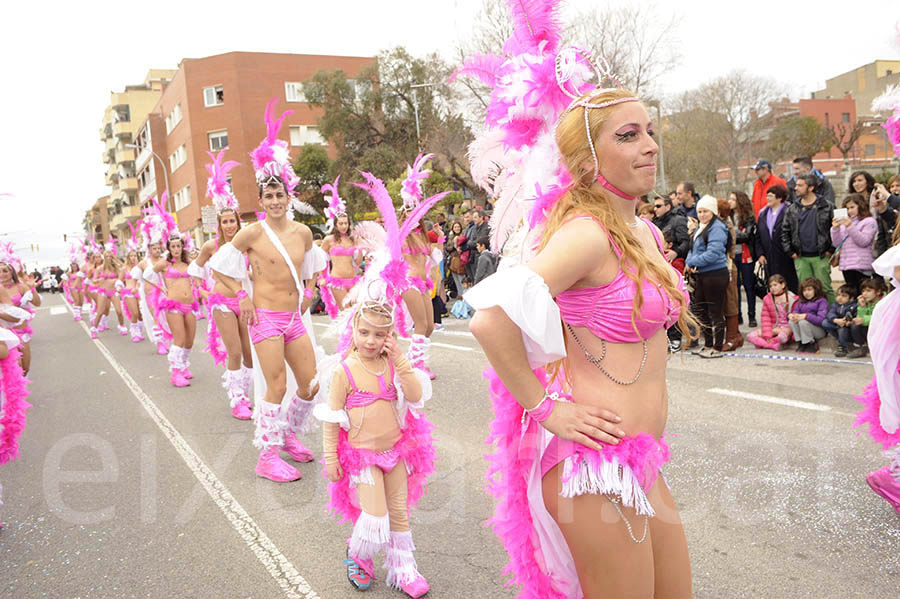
1, 0, 897, 266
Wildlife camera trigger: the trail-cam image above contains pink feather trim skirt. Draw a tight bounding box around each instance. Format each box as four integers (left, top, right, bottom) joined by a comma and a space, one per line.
158, 298, 199, 315
209, 293, 241, 316
854, 358, 900, 449
324, 274, 360, 290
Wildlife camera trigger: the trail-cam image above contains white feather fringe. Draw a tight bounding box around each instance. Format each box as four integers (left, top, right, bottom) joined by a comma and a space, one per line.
559, 456, 656, 517
349, 512, 390, 560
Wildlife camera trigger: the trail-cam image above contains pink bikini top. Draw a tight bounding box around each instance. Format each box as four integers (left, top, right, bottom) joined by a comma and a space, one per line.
97, 271, 118, 280
329, 245, 356, 257
342, 360, 397, 409
402, 244, 429, 256
166, 267, 191, 279
555, 217, 688, 344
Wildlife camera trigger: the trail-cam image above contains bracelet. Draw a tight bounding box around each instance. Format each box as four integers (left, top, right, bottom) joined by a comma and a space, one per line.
522, 391, 558, 424
236, 290, 249, 301
303, 287, 314, 300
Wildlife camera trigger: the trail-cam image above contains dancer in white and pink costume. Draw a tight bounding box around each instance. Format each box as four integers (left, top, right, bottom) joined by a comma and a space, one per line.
854, 81, 900, 513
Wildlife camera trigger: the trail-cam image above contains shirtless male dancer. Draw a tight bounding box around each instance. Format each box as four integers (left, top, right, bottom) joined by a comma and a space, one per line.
210, 174, 320, 482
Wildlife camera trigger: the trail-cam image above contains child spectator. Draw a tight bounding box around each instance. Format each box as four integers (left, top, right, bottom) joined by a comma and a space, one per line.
789, 277, 830, 353
473, 237, 497, 284
747, 274, 797, 350
663, 230, 685, 275
822, 284, 858, 357
452, 278, 475, 319
848, 277, 888, 358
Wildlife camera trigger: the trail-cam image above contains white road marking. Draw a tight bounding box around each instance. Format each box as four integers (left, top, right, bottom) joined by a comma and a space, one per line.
66, 304, 319, 599
50, 306, 68, 315
430, 341, 474, 352
706, 387, 832, 412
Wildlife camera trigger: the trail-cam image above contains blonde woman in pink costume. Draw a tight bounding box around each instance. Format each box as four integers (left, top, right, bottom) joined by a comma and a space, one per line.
88, 243, 127, 339
153, 235, 197, 388
190, 148, 254, 420
320, 176, 361, 319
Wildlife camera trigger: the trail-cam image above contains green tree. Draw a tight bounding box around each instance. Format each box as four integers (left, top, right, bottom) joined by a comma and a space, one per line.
765, 116, 832, 163
292, 144, 332, 212
304, 46, 479, 214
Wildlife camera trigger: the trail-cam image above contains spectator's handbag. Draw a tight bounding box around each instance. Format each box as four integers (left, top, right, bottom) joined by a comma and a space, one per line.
457, 234, 470, 265
753, 262, 769, 299
829, 236, 847, 268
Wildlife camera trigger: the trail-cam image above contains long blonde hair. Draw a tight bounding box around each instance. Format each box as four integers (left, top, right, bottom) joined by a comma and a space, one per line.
542, 88, 697, 361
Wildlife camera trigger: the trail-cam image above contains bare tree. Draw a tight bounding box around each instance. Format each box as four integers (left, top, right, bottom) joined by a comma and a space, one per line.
765, 116, 833, 163
688, 70, 786, 184
662, 91, 732, 191
828, 119, 868, 163
566, 3, 682, 97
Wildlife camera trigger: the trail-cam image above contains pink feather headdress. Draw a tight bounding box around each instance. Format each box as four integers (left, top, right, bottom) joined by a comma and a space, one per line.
400, 153, 433, 210
103, 236, 118, 256
126, 222, 141, 254
452, 0, 635, 258
321, 175, 347, 233
68, 240, 87, 265
249, 98, 298, 195
205, 148, 241, 215
140, 192, 178, 252
0, 242, 22, 272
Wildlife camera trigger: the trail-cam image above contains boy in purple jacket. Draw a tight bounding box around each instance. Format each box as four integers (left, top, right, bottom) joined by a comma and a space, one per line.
788, 277, 830, 353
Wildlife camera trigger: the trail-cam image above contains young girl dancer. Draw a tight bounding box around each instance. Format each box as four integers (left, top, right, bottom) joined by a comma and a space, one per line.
320, 176, 361, 318
191, 148, 253, 419
315, 170, 443, 597
457, 7, 695, 596
153, 234, 197, 387
747, 274, 798, 351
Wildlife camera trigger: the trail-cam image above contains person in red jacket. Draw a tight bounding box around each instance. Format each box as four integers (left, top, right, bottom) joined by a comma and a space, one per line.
751, 159, 787, 217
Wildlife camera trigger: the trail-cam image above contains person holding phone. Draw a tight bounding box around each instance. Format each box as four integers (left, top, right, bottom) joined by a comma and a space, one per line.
830, 194, 877, 291
872, 178, 900, 258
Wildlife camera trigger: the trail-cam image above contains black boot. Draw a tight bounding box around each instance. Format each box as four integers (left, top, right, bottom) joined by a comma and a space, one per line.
748, 313, 757, 328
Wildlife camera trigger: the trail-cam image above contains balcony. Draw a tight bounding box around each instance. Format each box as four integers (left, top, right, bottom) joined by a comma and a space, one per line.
106, 136, 117, 151
106, 164, 118, 186
122, 205, 142, 219
110, 212, 126, 231
135, 147, 152, 169
119, 177, 138, 192
113, 121, 131, 137
115, 147, 136, 163
102, 150, 111, 164
139, 179, 157, 203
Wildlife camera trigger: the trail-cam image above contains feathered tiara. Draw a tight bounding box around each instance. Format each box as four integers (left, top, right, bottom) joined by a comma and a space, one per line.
68, 240, 87, 265
249, 98, 298, 195
205, 147, 241, 215
0, 241, 22, 272
103, 236, 118, 256
452, 0, 638, 255
126, 221, 141, 254
400, 153, 433, 211
321, 175, 347, 233
140, 192, 178, 252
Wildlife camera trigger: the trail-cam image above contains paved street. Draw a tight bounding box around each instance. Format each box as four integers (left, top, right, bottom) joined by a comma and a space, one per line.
1, 293, 898, 599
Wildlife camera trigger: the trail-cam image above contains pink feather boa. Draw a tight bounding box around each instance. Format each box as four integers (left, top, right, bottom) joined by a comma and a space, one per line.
205, 315, 228, 367
320, 266, 341, 319
484, 366, 568, 599
0, 349, 32, 465
854, 359, 900, 449
324, 410, 436, 526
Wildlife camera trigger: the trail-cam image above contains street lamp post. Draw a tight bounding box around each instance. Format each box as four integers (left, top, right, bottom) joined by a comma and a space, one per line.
125, 143, 171, 212
410, 83, 435, 151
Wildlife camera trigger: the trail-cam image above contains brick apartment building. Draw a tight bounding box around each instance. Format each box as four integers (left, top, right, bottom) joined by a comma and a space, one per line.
133, 51, 375, 245
89, 69, 177, 245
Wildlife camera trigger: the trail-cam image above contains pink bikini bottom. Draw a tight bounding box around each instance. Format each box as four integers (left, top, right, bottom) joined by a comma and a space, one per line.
96, 287, 116, 299
209, 293, 241, 317
325, 274, 360, 290
249, 308, 307, 344
118, 288, 138, 299
408, 276, 433, 294
159, 298, 199, 315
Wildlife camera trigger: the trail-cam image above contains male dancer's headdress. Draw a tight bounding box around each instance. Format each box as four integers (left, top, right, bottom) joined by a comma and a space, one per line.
321, 175, 347, 233
205, 148, 241, 215
452, 0, 637, 258
249, 98, 317, 218
400, 153, 433, 211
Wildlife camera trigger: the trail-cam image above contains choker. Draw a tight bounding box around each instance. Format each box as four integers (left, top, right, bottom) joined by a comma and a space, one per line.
595, 172, 637, 201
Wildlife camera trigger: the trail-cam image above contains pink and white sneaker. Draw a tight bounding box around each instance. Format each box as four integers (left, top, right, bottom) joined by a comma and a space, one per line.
73, 313, 82, 322
282, 435, 314, 462
255, 448, 301, 482
231, 399, 252, 420
866, 466, 900, 514
398, 575, 430, 598
90, 327, 98, 339
183, 368, 193, 380
157, 342, 168, 355
118, 325, 128, 335
170, 369, 190, 388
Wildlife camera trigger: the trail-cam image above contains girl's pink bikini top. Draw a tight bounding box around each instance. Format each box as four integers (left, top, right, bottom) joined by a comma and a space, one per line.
555, 217, 688, 344
96, 271, 118, 280
166, 266, 191, 279
341, 360, 397, 409
401, 244, 429, 256
329, 245, 356, 257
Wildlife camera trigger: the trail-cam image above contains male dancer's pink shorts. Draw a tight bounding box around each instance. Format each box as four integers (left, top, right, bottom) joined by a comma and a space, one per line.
249, 308, 307, 344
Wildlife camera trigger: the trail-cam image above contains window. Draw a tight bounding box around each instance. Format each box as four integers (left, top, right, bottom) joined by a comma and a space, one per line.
173, 185, 192, 211
351, 79, 372, 101
285, 82, 305, 103
865, 144, 875, 156
208, 129, 228, 151
289, 125, 326, 146
842, 112, 851, 123
169, 144, 187, 172
165, 103, 183, 134
203, 85, 224, 107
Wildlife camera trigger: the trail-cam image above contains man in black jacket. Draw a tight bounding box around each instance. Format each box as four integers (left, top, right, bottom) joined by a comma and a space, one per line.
786, 156, 835, 206
780, 174, 835, 302
652, 197, 690, 260
465, 209, 490, 281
